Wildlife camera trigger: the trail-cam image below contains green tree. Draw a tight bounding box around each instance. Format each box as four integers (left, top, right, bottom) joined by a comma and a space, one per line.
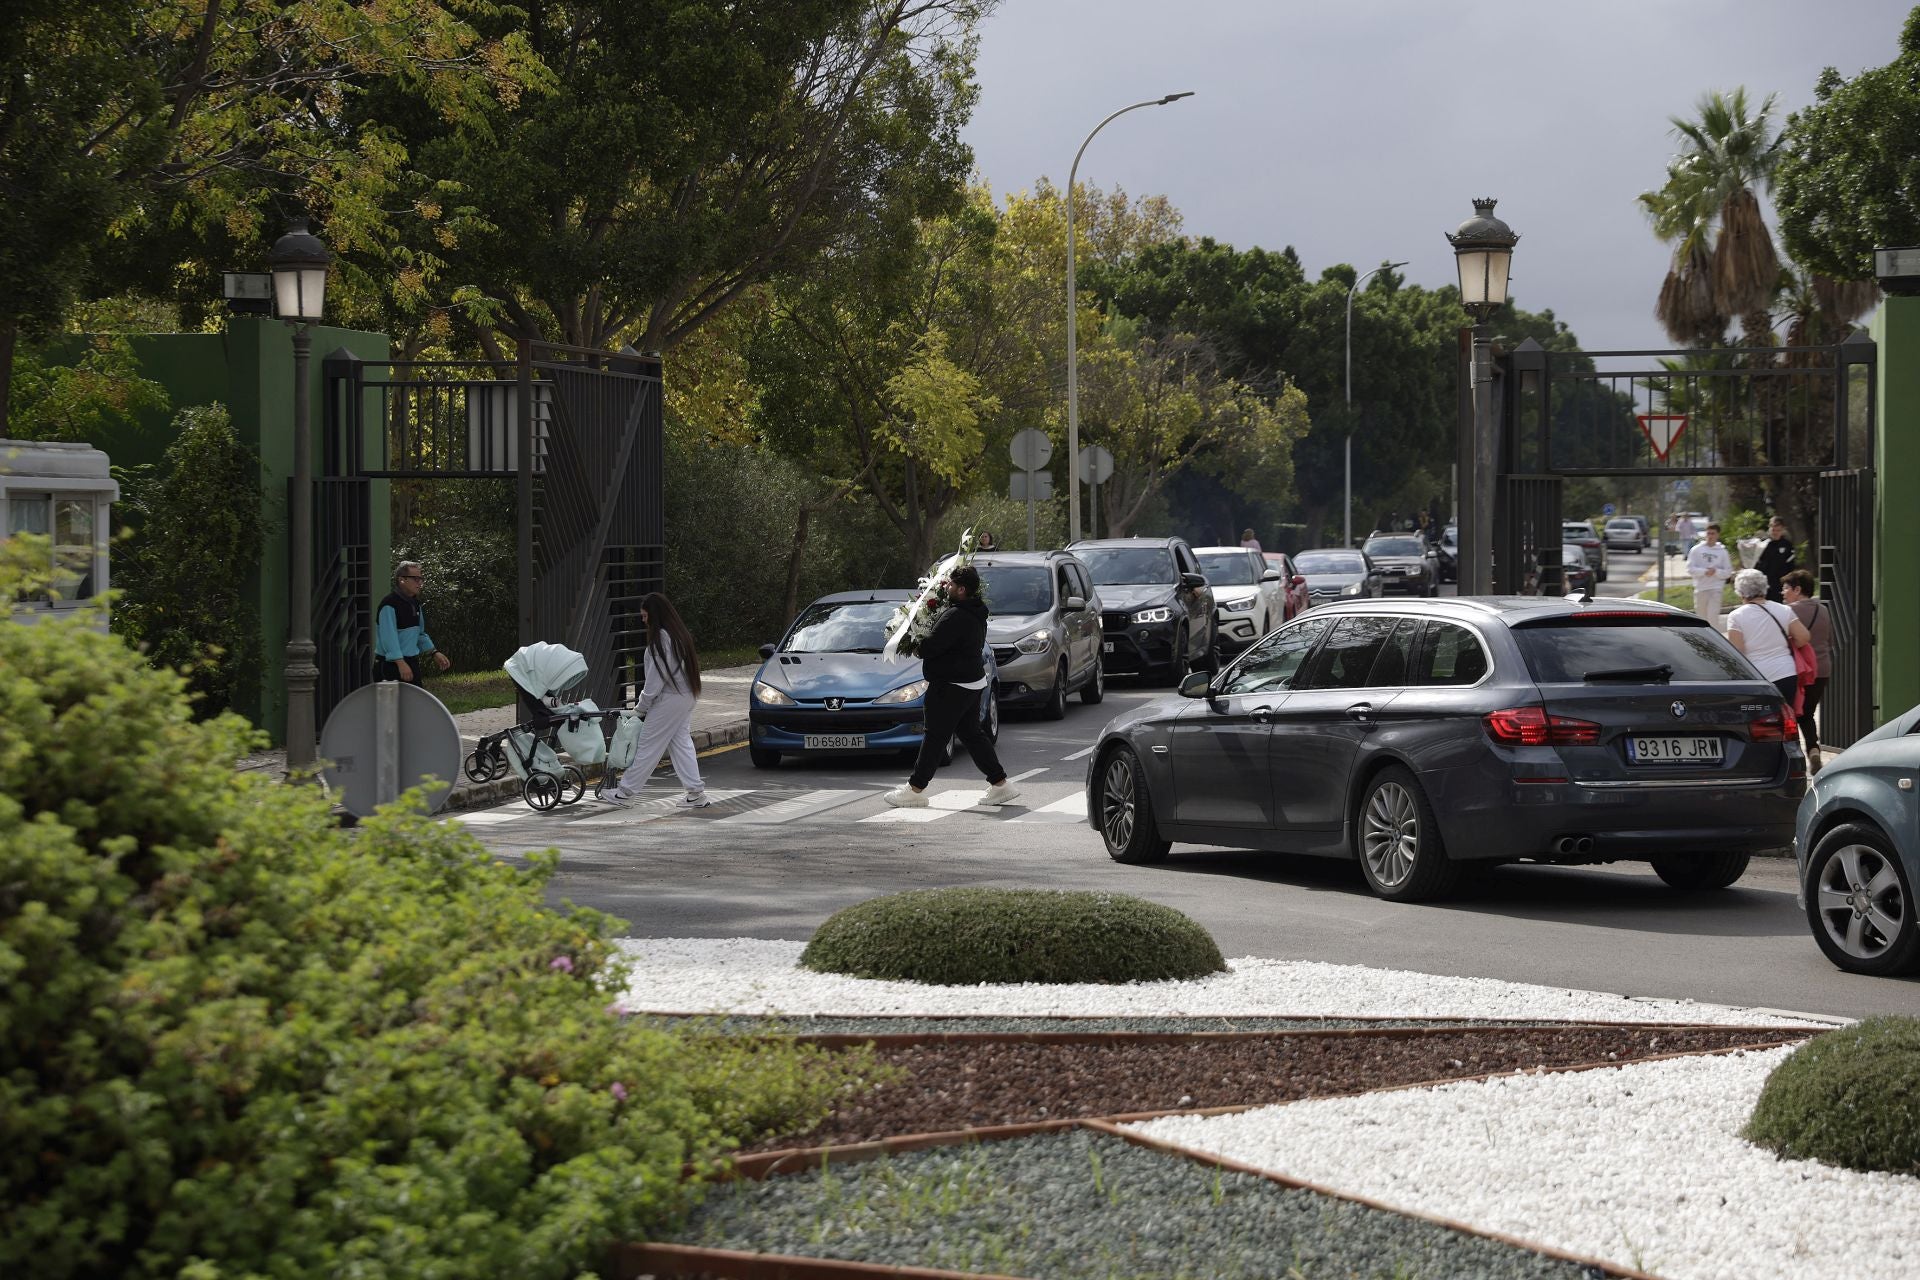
1776, 7, 1920, 281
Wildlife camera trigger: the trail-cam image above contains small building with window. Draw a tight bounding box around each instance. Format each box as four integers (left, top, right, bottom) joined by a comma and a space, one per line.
2, 439, 118, 622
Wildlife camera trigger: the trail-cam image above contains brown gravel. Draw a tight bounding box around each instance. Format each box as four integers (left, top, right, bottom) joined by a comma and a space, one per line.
744, 1026, 1809, 1154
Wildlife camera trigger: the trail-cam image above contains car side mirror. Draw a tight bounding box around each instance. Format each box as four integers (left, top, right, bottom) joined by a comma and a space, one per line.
1180, 572, 1206, 589
758, 643, 776, 660
1178, 670, 1213, 698
1260, 569, 1281, 582
1064, 596, 1086, 611
1290, 575, 1306, 588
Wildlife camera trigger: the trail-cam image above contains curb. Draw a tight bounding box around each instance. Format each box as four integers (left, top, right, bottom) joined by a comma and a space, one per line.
441, 718, 751, 813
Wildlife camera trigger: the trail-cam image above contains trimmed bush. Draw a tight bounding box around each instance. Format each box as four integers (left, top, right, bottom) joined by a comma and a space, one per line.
800, 889, 1227, 985
0, 577, 878, 1280
1743, 1017, 1920, 1176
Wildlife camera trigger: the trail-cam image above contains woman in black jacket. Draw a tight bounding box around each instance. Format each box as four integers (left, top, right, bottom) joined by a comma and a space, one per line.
884, 566, 1019, 809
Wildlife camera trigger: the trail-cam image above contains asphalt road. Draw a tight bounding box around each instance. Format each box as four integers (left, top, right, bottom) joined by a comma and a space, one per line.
461, 548, 1917, 1022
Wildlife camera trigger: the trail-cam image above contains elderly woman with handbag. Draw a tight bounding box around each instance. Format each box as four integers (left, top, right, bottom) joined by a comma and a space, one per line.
1725, 568, 1815, 713
1782, 568, 1834, 770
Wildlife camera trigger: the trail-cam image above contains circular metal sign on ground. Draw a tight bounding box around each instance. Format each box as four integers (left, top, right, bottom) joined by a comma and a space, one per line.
319, 680, 463, 817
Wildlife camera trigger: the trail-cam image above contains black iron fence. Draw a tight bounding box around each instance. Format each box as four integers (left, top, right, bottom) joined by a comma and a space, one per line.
1817, 468, 1874, 748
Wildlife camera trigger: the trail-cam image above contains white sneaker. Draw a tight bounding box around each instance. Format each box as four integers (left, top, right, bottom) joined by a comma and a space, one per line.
596, 793, 629, 809
680, 791, 712, 808
883, 785, 928, 809
978, 780, 1020, 807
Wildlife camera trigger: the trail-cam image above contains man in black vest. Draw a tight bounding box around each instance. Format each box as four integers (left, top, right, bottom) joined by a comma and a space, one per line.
375, 560, 450, 684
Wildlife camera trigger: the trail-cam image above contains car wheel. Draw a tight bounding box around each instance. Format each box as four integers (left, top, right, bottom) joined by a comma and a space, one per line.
1081, 660, 1106, 705
1354, 766, 1458, 902
1805, 824, 1920, 975
1044, 663, 1069, 720
1650, 852, 1750, 891
1097, 746, 1171, 865
986, 686, 1000, 743
749, 746, 782, 769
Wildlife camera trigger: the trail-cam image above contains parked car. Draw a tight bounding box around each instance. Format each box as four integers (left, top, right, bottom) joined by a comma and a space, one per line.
747, 590, 997, 768
1561, 520, 1610, 582
974, 550, 1105, 719
1262, 552, 1313, 620
1628, 515, 1652, 544
1436, 524, 1459, 583
1361, 533, 1440, 597
1084, 596, 1807, 901
1604, 517, 1647, 553
1294, 548, 1382, 604
1793, 703, 1920, 975
1561, 544, 1595, 598
1196, 545, 1285, 657
1069, 537, 1217, 685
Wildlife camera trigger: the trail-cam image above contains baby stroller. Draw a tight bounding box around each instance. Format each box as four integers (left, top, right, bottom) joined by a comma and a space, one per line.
463, 642, 647, 811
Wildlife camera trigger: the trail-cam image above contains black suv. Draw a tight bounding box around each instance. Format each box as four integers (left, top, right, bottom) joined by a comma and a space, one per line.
1068, 537, 1216, 685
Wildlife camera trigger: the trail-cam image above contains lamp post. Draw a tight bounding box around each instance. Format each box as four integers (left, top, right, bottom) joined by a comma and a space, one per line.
1066, 91, 1193, 543
1445, 198, 1518, 596
1345, 259, 1408, 548
269, 216, 332, 773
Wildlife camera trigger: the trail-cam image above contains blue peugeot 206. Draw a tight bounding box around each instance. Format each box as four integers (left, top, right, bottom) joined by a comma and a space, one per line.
747, 589, 999, 769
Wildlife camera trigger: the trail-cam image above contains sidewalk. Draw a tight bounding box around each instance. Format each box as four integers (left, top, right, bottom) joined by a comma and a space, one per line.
235, 663, 760, 811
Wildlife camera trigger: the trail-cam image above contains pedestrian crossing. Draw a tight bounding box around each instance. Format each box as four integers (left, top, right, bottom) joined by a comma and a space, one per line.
450, 779, 1091, 833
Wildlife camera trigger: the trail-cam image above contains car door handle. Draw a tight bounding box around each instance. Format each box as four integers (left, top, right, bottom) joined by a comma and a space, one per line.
1346, 702, 1374, 724
1252, 705, 1275, 723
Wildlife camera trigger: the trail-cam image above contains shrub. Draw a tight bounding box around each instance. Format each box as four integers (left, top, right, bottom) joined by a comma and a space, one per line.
800, 889, 1227, 985
394, 478, 520, 670
1743, 1017, 1920, 1176
0, 586, 878, 1279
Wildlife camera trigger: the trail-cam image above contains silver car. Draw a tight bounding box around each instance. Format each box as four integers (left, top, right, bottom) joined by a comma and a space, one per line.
975, 552, 1106, 719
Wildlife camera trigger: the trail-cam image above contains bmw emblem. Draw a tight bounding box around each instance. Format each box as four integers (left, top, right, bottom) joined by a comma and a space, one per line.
825, 697, 844, 711
1670, 700, 1687, 719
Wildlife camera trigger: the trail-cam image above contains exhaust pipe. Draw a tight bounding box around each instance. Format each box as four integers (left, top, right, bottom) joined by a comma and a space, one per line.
1551, 835, 1597, 856
1574, 836, 1594, 855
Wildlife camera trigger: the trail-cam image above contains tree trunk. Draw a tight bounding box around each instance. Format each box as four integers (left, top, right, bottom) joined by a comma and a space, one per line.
0, 316, 15, 437
782, 505, 811, 624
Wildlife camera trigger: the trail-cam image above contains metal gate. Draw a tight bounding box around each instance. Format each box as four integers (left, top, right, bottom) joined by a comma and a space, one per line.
316, 341, 664, 723
1489, 332, 1877, 745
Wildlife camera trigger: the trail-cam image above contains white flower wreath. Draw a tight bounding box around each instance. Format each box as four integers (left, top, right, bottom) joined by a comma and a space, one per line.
882, 527, 980, 660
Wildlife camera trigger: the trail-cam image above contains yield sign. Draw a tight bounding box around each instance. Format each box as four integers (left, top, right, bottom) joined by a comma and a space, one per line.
1636, 413, 1688, 461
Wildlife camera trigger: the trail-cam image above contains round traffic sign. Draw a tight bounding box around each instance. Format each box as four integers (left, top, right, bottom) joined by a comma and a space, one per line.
1009, 428, 1052, 472
1602, 502, 1616, 515
1077, 445, 1114, 485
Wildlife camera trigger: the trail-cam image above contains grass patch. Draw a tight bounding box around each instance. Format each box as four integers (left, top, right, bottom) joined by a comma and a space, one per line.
1636, 582, 1736, 613
706, 643, 766, 670
429, 668, 519, 715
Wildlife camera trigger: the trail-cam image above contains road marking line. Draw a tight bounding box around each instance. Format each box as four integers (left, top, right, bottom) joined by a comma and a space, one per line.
1008, 767, 1049, 782
567, 789, 754, 824
1062, 745, 1097, 761
860, 806, 955, 823
452, 808, 523, 826
1034, 792, 1087, 815
715, 789, 866, 825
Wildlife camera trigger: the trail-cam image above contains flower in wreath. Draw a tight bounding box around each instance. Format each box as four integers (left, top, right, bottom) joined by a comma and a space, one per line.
883, 528, 978, 660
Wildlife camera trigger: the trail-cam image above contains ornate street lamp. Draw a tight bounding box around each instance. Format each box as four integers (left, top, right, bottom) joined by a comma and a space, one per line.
1446, 199, 1518, 595
269, 216, 331, 773
1066, 91, 1193, 543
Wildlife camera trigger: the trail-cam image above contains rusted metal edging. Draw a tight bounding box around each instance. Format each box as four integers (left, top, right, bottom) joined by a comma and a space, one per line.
768, 1022, 1806, 1050
633, 1007, 1824, 1031
612, 1240, 1025, 1280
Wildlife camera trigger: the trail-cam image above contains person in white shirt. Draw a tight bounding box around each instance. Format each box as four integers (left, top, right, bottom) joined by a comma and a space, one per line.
1685, 522, 1734, 629
602, 592, 710, 808
1725, 568, 1813, 706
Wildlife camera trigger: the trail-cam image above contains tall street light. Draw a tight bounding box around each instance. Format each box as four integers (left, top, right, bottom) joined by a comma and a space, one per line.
270, 215, 332, 773
1066, 91, 1193, 543
1345, 259, 1408, 548
1445, 198, 1518, 596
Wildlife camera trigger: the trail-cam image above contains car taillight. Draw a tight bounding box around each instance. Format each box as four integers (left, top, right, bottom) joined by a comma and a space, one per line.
1484, 706, 1601, 746
1750, 709, 1800, 742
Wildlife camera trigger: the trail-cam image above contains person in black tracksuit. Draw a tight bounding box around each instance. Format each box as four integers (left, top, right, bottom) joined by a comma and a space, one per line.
884, 566, 1019, 809
1754, 517, 1798, 603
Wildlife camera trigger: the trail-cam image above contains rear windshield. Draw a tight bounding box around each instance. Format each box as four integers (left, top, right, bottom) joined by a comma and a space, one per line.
1512, 618, 1756, 684
1606, 520, 1638, 531
1196, 551, 1256, 585
1296, 552, 1364, 574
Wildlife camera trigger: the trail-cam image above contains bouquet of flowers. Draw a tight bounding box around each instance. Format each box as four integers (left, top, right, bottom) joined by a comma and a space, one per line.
882, 527, 978, 660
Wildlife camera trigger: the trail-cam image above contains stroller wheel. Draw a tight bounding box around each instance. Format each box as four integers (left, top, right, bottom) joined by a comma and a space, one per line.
486, 745, 508, 781
523, 772, 564, 811
464, 749, 495, 784
560, 765, 586, 805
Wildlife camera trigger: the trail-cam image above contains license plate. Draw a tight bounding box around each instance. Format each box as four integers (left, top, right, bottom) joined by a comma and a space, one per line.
804, 734, 866, 750
1103, 641, 1116, 653
1627, 735, 1723, 764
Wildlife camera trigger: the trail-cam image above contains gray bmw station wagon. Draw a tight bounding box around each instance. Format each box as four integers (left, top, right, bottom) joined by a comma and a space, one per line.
1085, 597, 1808, 901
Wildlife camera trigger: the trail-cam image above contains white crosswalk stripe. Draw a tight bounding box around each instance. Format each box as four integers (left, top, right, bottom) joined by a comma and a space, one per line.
454, 781, 1091, 831
714, 788, 869, 825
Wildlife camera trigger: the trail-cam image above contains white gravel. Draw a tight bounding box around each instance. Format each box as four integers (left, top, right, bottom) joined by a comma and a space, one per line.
1128, 1047, 1920, 1280
612, 937, 1825, 1026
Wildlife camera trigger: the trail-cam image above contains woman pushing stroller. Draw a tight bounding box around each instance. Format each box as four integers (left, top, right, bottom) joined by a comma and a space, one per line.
600, 592, 710, 809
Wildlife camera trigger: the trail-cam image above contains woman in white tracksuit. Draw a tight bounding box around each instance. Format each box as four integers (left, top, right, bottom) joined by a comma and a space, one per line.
605, 592, 709, 808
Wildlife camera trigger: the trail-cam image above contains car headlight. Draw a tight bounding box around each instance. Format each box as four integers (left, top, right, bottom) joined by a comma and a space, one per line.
1340, 582, 1365, 596
874, 679, 928, 705
1132, 606, 1173, 624
1220, 598, 1255, 613
1014, 629, 1051, 654
752, 680, 794, 706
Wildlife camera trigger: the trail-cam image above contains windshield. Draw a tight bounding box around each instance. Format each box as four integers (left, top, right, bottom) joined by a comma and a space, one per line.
1195, 552, 1256, 585
976, 565, 1051, 614
1563, 524, 1594, 539
1077, 546, 1174, 586
1607, 520, 1638, 531
1364, 537, 1425, 557
1512, 619, 1755, 683
1295, 552, 1364, 574
782, 601, 899, 654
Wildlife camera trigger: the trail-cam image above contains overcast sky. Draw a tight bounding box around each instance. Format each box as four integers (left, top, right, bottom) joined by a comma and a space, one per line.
962, 0, 1911, 353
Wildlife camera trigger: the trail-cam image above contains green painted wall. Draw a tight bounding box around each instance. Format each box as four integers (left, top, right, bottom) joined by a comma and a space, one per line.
1874, 296, 1920, 724
70, 318, 390, 740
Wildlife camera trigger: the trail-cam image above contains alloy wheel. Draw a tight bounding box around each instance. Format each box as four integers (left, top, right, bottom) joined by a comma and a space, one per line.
1361, 781, 1420, 888
1101, 756, 1136, 849
1816, 843, 1908, 963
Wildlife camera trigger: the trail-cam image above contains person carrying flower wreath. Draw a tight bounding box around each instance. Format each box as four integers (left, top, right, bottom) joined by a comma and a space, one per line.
884, 564, 1019, 809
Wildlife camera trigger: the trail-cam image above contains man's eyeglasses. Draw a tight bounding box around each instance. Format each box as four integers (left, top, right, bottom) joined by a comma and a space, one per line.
400, 574, 424, 582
